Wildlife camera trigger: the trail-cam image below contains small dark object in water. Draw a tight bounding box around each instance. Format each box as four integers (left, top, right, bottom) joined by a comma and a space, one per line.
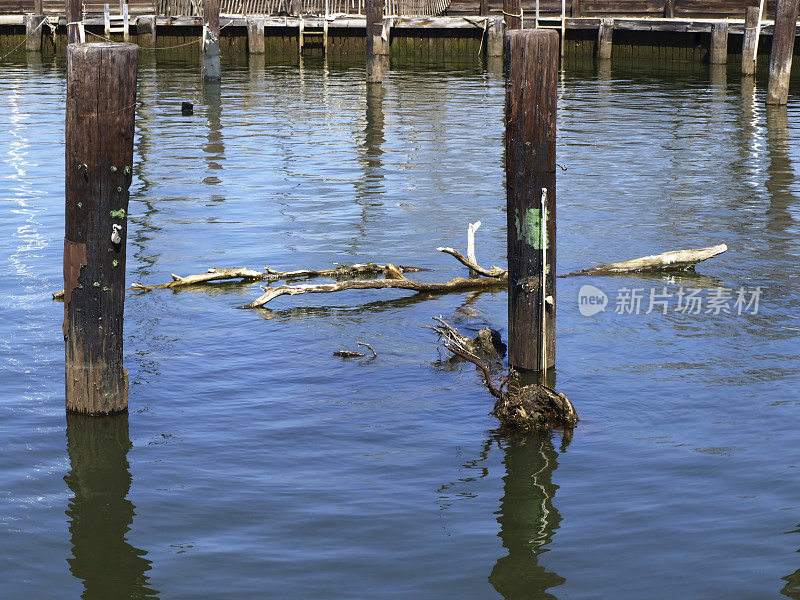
181, 102, 194, 116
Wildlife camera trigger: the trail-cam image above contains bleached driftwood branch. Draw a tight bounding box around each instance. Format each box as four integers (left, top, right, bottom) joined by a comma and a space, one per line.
131, 267, 269, 291
562, 244, 728, 277
238, 276, 506, 309
264, 263, 425, 280
436, 247, 506, 278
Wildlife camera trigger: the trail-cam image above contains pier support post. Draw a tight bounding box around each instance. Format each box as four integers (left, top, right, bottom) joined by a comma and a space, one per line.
203, 0, 221, 81
572, 0, 581, 17
664, 0, 675, 18
480, 0, 488, 16
503, 0, 522, 31
366, 0, 388, 83
65, 42, 138, 415
247, 17, 265, 54
597, 18, 613, 60
487, 17, 504, 58
505, 30, 558, 373
742, 6, 760, 75
25, 13, 45, 52
767, 0, 799, 105
66, 0, 83, 43
710, 22, 728, 64
138, 15, 156, 46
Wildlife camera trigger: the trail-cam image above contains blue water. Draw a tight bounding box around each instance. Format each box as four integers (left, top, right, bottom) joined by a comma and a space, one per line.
2, 51, 800, 599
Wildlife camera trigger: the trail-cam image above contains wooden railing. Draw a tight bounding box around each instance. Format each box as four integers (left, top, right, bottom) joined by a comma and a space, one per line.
157, 0, 450, 15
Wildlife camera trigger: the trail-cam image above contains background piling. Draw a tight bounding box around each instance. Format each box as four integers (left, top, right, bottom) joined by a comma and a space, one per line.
710, 22, 728, 64
25, 13, 45, 51
503, 0, 522, 31
505, 29, 558, 373
767, 0, 799, 105
64, 42, 138, 415
138, 15, 156, 47
741, 6, 760, 75
247, 17, 265, 54
366, 0, 388, 83
487, 16, 503, 58
66, 0, 82, 43
203, 0, 221, 81
597, 18, 613, 59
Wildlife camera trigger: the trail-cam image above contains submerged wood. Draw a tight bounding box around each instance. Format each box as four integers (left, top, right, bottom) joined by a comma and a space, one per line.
238, 276, 507, 309
562, 244, 728, 276
436, 247, 506, 278
130, 267, 268, 290
435, 319, 577, 432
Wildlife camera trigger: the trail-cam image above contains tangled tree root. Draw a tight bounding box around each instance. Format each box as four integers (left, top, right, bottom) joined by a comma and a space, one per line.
433, 318, 577, 432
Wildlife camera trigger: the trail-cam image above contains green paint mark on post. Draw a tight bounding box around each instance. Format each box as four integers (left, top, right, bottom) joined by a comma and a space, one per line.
515, 207, 549, 250
109, 209, 126, 220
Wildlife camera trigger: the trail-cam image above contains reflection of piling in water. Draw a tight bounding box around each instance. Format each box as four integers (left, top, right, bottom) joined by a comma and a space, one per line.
489, 434, 565, 600
202, 82, 225, 189
765, 105, 795, 239
65, 414, 159, 600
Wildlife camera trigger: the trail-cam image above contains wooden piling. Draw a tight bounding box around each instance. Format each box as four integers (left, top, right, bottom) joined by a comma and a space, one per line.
66, 0, 83, 44
664, 0, 675, 18
742, 6, 760, 75
709, 22, 728, 64
366, 0, 388, 83
597, 18, 613, 60
572, 0, 581, 17
487, 17, 504, 58
203, 0, 221, 81
504, 0, 522, 31
137, 15, 156, 46
25, 13, 45, 51
505, 30, 558, 373
767, 0, 799, 105
480, 0, 488, 16
247, 17, 265, 54
64, 42, 138, 415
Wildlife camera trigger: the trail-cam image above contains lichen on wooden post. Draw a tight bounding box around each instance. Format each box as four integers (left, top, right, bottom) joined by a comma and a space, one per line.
64, 43, 138, 415
505, 30, 558, 374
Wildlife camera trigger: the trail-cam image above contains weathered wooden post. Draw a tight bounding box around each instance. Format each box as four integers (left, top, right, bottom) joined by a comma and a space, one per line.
664, 0, 675, 18
366, 0, 388, 83
487, 17, 504, 58
709, 22, 728, 64
138, 15, 157, 47
64, 43, 138, 415
766, 0, 799, 105
506, 29, 558, 373
504, 0, 522, 31
572, 0, 581, 18
480, 0, 488, 16
597, 18, 612, 60
25, 10, 45, 52
742, 6, 760, 75
203, 0, 221, 81
247, 17, 265, 54
66, 0, 83, 43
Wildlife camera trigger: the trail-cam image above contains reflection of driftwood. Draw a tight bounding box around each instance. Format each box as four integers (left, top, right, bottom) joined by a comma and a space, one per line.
434, 319, 577, 432
563, 244, 728, 277
238, 276, 507, 309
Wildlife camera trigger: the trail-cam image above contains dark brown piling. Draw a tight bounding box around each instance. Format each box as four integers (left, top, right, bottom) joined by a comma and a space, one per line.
504, 0, 522, 31
664, 0, 675, 18
709, 22, 728, 64
366, 0, 388, 83
480, 0, 488, 16
203, 0, 221, 81
66, 0, 82, 44
572, 0, 581, 17
64, 43, 138, 415
742, 6, 760, 75
767, 0, 799, 105
247, 17, 265, 54
597, 18, 613, 60
505, 30, 558, 373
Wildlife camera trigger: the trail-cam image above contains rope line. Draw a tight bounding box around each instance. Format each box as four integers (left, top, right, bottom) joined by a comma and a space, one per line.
0, 17, 47, 62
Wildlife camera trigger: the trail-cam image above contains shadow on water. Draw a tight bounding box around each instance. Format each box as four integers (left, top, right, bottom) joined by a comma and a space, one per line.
64, 413, 159, 600
489, 432, 566, 600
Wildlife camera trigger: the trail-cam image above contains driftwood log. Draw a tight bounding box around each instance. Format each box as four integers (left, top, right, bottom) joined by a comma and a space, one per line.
433, 319, 577, 432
